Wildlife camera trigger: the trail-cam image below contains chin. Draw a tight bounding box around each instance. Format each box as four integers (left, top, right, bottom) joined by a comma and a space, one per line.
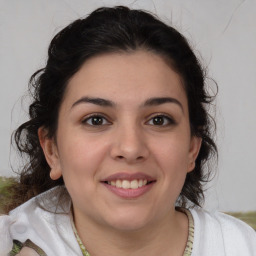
104, 209, 154, 232
109, 220, 149, 232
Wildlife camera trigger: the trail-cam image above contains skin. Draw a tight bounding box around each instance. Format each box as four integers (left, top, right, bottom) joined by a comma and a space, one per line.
18, 247, 40, 256
39, 50, 201, 255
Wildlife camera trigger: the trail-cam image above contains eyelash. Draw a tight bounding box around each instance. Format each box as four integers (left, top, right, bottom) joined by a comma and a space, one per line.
81, 114, 111, 126
81, 114, 175, 127
146, 114, 176, 126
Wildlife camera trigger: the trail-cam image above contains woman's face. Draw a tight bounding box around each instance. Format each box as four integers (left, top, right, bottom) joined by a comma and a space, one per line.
41, 51, 201, 231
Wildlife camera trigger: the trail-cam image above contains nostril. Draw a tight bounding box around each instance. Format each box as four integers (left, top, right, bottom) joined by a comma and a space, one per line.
116, 155, 144, 161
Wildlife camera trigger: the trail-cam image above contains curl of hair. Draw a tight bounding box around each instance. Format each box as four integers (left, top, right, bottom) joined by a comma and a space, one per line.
7, 6, 217, 213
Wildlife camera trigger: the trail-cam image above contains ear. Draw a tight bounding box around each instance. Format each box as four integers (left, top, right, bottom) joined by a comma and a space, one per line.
38, 127, 62, 180
187, 136, 202, 173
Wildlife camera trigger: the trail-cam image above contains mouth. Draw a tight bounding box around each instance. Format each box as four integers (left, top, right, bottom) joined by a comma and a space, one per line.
101, 172, 156, 198
102, 179, 155, 189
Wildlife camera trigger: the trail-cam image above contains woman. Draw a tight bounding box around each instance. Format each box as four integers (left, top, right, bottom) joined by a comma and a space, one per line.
0, 6, 255, 256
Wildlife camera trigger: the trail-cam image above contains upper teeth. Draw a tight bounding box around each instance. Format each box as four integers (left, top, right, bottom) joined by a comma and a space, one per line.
107, 179, 147, 189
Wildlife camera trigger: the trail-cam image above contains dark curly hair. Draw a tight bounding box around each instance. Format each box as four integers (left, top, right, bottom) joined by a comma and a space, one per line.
7, 6, 217, 212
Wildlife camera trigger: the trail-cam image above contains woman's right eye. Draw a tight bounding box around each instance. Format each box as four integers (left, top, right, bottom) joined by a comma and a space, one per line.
82, 115, 110, 126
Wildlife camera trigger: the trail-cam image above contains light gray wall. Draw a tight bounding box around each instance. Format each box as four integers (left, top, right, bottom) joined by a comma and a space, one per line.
0, 0, 255, 212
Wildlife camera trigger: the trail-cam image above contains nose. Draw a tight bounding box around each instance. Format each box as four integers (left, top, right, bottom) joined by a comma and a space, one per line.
110, 123, 149, 164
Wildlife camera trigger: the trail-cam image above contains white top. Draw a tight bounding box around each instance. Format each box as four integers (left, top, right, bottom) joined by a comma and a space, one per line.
191, 207, 256, 255
0, 188, 255, 256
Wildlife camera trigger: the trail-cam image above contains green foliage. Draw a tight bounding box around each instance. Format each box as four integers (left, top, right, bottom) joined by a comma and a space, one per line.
0, 176, 16, 195
227, 212, 256, 230
0, 176, 17, 213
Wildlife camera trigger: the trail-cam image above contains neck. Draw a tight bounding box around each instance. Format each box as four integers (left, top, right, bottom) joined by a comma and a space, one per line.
73, 208, 189, 256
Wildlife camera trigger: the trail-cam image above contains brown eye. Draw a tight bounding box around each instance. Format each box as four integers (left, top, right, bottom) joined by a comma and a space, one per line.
152, 116, 164, 125
82, 115, 110, 126
92, 116, 103, 125
148, 115, 175, 126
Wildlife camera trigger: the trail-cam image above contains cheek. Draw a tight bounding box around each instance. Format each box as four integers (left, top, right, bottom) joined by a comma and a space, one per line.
57, 136, 110, 204
153, 135, 191, 170
152, 135, 191, 192
57, 133, 110, 180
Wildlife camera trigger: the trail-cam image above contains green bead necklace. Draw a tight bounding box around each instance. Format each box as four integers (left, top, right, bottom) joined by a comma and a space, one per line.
71, 208, 194, 256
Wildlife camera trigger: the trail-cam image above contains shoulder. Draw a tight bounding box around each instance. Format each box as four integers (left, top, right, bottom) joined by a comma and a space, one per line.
0, 194, 47, 255
0, 187, 80, 255
190, 207, 256, 256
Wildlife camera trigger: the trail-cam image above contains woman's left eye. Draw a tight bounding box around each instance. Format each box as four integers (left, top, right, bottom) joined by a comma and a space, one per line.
82, 115, 110, 126
147, 115, 175, 126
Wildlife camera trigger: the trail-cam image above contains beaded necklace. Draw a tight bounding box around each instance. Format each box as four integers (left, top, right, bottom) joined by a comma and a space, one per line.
71, 208, 194, 256
71, 220, 90, 256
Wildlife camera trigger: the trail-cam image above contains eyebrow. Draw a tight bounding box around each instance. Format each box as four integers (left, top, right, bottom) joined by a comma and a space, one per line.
71, 97, 115, 108
71, 96, 183, 112
143, 97, 184, 112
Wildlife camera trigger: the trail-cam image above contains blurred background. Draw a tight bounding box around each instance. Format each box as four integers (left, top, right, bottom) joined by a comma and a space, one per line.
0, 0, 255, 214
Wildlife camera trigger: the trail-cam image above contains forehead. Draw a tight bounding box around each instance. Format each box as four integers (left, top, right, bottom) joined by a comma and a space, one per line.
63, 50, 187, 110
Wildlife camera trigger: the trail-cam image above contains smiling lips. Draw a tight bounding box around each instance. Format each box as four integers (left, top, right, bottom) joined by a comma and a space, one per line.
107, 179, 148, 189
102, 172, 156, 198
